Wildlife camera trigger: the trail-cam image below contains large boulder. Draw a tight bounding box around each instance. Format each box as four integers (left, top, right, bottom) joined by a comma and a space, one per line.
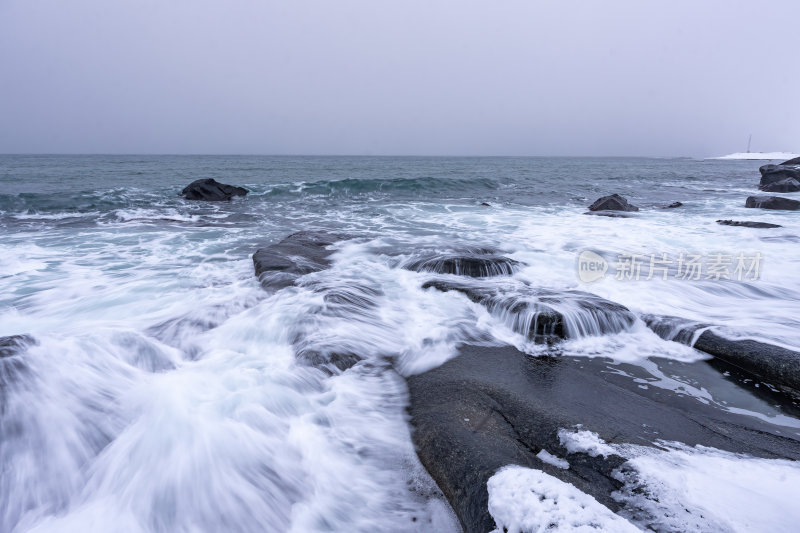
759, 165, 800, 187
181, 178, 248, 201
716, 219, 782, 228
760, 177, 800, 193
588, 194, 639, 212
745, 195, 800, 210
408, 344, 800, 533
253, 231, 347, 289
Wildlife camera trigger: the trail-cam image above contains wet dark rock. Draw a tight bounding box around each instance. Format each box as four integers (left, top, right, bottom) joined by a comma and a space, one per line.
779, 157, 800, 166
759, 165, 800, 187
253, 231, 348, 289
423, 281, 635, 342
694, 331, 800, 397
716, 220, 783, 228
759, 178, 800, 193
745, 195, 800, 210
643, 314, 800, 396
407, 344, 800, 533
480, 202, 492, 207
588, 194, 639, 212
405, 252, 521, 278
181, 178, 248, 201
663, 201, 683, 208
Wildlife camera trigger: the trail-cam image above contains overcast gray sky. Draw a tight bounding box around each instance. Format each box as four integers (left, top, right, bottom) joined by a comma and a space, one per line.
0, 0, 797, 157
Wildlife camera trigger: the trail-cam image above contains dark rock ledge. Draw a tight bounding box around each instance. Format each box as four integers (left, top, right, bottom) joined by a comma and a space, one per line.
408, 344, 800, 533
644, 314, 800, 397
716, 219, 782, 228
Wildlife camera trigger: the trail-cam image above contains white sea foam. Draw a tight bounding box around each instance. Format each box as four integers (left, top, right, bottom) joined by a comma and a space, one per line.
553, 429, 800, 533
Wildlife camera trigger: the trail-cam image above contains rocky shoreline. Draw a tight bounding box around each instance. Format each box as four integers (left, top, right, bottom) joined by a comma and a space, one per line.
245, 227, 800, 532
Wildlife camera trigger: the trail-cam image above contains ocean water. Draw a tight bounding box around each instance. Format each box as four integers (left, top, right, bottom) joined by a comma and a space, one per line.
2, 155, 799, 532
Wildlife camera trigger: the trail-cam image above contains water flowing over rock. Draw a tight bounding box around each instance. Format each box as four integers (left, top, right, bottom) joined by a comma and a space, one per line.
745, 196, 800, 210
422, 280, 636, 342
252, 231, 348, 289
404, 251, 521, 278
588, 194, 639, 212
181, 178, 248, 201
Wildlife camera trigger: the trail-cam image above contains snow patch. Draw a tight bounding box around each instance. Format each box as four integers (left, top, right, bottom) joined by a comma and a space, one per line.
536, 449, 569, 470
558, 429, 616, 458
713, 152, 798, 161
487, 465, 640, 533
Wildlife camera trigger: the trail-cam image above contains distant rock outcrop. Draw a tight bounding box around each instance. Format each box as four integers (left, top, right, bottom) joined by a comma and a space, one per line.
745, 195, 800, 210
588, 194, 639, 212
181, 178, 248, 201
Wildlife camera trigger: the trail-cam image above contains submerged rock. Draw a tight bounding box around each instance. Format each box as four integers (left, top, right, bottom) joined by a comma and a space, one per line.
663, 201, 683, 208
588, 194, 639, 212
760, 178, 800, 193
0, 335, 35, 358
407, 344, 800, 533
423, 281, 635, 342
716, 220, 782, 228
759, 165, 800, 187
181, 178, 248, 201
253, 231, 347, 289
745, 195, 800, 210
405, 252, 521, 278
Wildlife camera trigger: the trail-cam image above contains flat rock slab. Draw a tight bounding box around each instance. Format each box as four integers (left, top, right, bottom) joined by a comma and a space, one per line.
407, 344, 800, 533
716, 219, 782, 228
745, 195, 800, 210
181, 178, 248, 201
